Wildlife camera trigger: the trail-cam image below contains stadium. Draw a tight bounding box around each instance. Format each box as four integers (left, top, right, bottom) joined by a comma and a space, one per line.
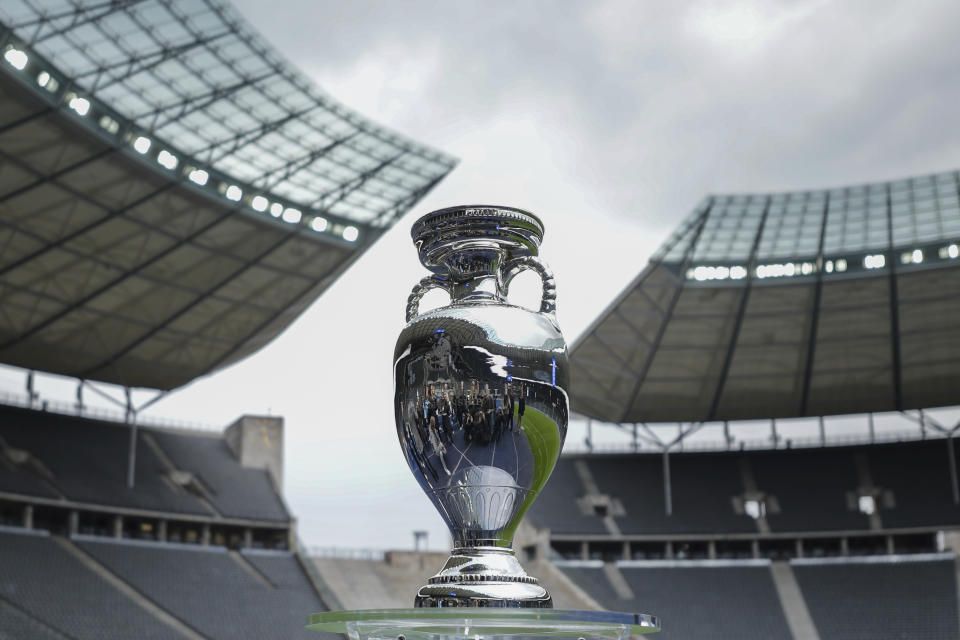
1, 1, 959, 640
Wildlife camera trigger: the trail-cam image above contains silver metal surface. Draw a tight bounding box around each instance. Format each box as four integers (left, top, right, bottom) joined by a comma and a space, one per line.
394, 206, 569, 608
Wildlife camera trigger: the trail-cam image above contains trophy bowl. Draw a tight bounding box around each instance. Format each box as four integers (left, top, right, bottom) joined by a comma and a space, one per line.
393, 205, 569, 608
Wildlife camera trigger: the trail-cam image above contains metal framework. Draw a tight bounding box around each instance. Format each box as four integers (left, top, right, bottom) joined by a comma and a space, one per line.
0, 1, 456, 390
571, 169, 960, 424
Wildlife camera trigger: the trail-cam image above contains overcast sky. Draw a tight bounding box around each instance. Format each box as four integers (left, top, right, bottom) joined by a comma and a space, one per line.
8, 0, 960, 551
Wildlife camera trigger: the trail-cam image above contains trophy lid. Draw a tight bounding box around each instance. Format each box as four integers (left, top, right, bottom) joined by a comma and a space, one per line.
411, 205, 544, 272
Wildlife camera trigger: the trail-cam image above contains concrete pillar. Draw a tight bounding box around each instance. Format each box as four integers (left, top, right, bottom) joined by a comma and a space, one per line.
580, 541, 589, 561
886, 535, 895, 555
708, 540, 717, 560
226, 416, 285, 490
840, 537, 849, 556
665, 541, 674, 560
795, 538, 804, 558
113, 515, 123, 539
68, 511, 79, 536
157, 520, 167, 542
23, 504, 33, 529
244, 528, 253, 549
201, 524, 211, 546
622, 541, 631, 560
751, 539, 760, 559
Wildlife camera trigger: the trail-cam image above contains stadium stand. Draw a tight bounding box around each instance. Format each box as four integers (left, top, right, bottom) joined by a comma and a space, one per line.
0, 401, 336, 638
150, 429, 288, 522
749, 446, 871, 533
0, 529, 182, 640
869, 439, 960, 529
793, 556, 959, 640
551, 555, 960, 640
586, 451, 754, 535
530, 439, 960, 542
526, 458, 609, 536
0, 404, 209, 516
79, 538, 329, 640
560, 562, 793, 640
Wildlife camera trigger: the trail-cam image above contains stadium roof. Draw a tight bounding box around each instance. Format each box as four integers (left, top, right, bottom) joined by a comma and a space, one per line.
0, 0, 456, 390
571, 169, 960, 424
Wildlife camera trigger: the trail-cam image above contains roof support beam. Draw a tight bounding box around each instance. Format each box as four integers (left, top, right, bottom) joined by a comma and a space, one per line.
202, 107, 318, 164
706, 196, 773, 422
616, 201, 713, 423
146, 72, 274, 130
13, 1, 146, 44
0, 201, 241, 355
86, 30, 235, 92
78, 223, 308, 381
885, 183, 904, 410
799, 192, 832, 415
310, 153, 404, 211
255, 132, 359, 193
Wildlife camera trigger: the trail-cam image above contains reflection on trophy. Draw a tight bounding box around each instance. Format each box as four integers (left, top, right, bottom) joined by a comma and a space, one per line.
393, 205, 569, 608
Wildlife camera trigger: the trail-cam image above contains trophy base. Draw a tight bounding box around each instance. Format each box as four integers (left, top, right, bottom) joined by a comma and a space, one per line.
307, 608, 660, 639
414, 547, 550, 608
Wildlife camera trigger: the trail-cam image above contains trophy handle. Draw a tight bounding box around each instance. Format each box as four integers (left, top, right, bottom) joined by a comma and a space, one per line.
502, 256, 557, 317
406, 275, 452, 322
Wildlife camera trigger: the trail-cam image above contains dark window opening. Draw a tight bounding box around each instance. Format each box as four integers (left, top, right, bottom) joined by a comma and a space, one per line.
893, 532, 938, 554
804, 537, 843, 558
673, 541, 709, 560
759, 538, 796, 560
631, 541, 666, 560
78, 512, 113, 537
32, 506, 69, 535
848, 535, 887, 556
550, 540, 581, 560
715, 539, 753, 559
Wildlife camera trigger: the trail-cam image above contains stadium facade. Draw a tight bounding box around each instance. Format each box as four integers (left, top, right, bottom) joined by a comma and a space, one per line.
0, 1, 454, 638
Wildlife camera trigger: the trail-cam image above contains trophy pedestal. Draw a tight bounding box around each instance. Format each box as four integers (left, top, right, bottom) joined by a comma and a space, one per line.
414, 547, 550, 608
308, 608, 660, 640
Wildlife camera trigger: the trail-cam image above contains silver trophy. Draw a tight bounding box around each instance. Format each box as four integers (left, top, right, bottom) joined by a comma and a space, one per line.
393, 205, 569, 608
308, 205, 657, 637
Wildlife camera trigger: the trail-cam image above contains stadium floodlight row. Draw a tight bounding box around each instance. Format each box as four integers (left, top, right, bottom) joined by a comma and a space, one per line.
0, 0, 456, 390
571, 168, 960, 424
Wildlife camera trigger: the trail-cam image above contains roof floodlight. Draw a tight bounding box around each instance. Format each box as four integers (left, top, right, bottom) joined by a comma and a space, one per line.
133, 136, 151, 154
68, 96, 90, 116
342, 226, 359, 242
251, 195, 269, 212
311, 217, 328, 232
269, 203, 283, 217
912, 249, 923, 264
729, 265, 747, 280
949, 244, 959, 259
800, 262, 814, 275
282, 208, 302, 224
189, 169, 209, 186
4, 48, 28, 71
98, 115, 119, 134
225, 185, 243, 201
40, 73, 58, 92
157, 150, 178, 170
836, 258, 847, 272
864, 254, 885, 269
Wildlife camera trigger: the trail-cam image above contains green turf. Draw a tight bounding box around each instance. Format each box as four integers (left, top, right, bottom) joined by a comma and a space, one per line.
500, 405, 562, 543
